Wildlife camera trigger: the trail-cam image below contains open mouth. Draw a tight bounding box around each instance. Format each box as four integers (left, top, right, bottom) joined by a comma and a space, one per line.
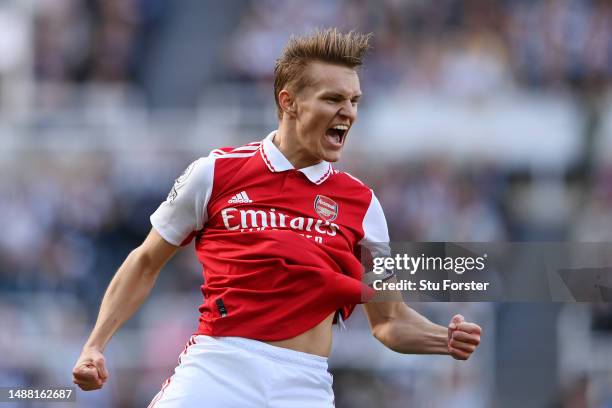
325, 125, 348, 146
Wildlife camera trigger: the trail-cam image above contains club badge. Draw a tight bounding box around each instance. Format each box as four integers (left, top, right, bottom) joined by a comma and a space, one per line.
314, 195, 338, 221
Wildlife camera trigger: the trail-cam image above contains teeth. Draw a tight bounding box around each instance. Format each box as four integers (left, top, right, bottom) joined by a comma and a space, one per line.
332, 125, 349, 131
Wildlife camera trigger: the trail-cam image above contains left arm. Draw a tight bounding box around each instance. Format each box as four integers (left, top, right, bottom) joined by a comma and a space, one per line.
359, 191, 481, 359
363, 300, 449, 355
362, 298, 482, 360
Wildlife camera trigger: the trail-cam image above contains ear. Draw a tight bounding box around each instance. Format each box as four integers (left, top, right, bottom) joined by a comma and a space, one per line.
278, 90, 297, 117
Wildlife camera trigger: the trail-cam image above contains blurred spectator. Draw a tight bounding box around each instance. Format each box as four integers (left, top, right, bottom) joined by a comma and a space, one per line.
34, 0, 139, 83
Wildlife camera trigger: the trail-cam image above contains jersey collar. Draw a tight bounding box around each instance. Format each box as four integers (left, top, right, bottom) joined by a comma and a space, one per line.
259, 131, 333, 185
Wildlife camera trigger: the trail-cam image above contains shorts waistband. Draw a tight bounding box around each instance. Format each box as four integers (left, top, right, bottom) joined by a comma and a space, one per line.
195, 335, 328, 370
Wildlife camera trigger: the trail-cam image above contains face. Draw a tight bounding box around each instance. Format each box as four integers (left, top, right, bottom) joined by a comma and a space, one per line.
286, 61, 362, 165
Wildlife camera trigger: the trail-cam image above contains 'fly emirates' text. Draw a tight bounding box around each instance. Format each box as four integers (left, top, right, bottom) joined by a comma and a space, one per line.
221, 207, 340, 244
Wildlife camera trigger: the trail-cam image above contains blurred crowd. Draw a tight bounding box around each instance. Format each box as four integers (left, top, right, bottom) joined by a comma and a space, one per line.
28, 0, 612, 96
226, 0, 612, 96
1, 0, 612, 407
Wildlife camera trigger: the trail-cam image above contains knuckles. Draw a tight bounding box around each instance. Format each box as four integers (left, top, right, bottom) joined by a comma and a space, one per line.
450, 340, 476, 352
72, 353, 107, 391
450, 350, 468, 360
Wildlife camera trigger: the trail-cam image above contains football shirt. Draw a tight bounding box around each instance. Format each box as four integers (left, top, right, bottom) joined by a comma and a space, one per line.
151, 131, 390, 340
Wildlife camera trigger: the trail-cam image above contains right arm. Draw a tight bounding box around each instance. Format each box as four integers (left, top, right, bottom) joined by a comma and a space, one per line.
73, 156, 214, 391
72, 229, 178, 390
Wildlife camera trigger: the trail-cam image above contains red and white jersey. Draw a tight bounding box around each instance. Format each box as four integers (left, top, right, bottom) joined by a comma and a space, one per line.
151, 131, 390, 341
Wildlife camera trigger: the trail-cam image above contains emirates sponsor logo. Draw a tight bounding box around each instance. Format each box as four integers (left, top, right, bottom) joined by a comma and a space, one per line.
221, 207, 340, 240
314, 195, 338, 221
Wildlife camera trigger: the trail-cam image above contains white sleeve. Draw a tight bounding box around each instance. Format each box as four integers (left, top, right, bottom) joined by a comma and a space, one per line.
359, 191, 391, 257
150, 156, 214, 246
360, 192, 394, 282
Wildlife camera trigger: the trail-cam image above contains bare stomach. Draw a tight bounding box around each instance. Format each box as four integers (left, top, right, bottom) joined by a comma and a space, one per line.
264, 312, 335, 357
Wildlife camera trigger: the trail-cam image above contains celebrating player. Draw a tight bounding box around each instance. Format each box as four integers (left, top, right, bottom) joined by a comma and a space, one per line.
72, 28, 482, 407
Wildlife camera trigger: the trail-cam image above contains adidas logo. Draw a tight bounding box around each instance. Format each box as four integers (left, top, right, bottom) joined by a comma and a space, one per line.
228, 191, 253, 204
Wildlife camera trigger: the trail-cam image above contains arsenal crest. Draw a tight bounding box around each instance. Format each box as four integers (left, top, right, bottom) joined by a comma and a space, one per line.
314, 195, 339, 221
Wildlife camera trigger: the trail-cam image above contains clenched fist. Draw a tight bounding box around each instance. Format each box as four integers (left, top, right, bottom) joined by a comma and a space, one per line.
447, 314, 482, 360
72, 347, 109, 391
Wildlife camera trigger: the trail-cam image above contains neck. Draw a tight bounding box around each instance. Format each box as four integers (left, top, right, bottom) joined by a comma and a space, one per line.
275, 121, 322, 169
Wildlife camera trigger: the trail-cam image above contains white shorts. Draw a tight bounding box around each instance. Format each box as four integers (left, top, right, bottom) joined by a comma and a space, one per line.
147, 335, 335, 408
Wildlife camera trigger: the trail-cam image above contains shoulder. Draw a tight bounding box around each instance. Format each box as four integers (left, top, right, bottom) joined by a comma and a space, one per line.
203, 141, 262, 184
209, 141, 261, 159
165, 141, 259, 197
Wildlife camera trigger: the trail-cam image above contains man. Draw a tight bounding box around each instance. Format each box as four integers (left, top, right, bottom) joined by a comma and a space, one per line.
73, 28, 482, 407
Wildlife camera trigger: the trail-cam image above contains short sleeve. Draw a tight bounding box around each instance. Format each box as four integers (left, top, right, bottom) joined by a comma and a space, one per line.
360, 191, 390, 256
360, 192, 394, 282
150, 156, 214, 246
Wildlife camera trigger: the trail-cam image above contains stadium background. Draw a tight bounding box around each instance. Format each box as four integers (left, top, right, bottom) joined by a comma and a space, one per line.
0, 0, 611, 407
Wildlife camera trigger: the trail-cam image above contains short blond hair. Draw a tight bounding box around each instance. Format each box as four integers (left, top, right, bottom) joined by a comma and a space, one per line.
274, 28, 372, 119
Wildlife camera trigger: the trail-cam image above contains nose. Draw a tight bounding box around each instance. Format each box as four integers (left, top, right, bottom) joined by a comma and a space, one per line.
338, 100, 357, 122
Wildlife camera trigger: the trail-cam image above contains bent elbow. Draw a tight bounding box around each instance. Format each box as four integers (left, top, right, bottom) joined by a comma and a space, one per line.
127, 247, 160, 278
372, 322, 402, 352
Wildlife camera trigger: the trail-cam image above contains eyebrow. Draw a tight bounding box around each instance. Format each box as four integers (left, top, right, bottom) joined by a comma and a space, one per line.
323, 92, 362, 101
